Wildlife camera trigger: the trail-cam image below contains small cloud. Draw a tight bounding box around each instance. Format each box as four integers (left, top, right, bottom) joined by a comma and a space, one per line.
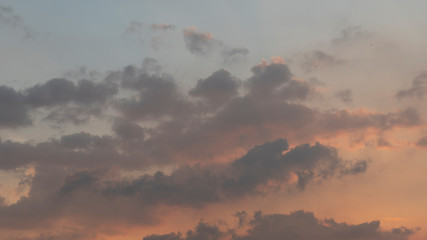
0, 5, 39, 39
301, 50, 346, 72
125, 21, 144, 35
183, 27, 218, 56
151, 23, 175, 31
335, 89, 353, 104
396, 72, 427, 100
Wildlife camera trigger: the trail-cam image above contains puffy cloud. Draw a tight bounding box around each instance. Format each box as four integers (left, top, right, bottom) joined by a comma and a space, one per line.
396, 72, 427, 100
0, 58, 422, 238
0, 76, 118, 127
189, 69, 240, 106
183, 27, 218, 56
0, 86, 30, 128
116, 65, 193, 120
144, 210, 415, 240
25, 78, 118, 107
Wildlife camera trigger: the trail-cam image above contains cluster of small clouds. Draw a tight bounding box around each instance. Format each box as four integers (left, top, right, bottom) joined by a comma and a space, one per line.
124, 21, 249, 62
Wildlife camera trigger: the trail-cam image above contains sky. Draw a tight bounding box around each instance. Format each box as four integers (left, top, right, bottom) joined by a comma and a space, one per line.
0, 1, 427, 240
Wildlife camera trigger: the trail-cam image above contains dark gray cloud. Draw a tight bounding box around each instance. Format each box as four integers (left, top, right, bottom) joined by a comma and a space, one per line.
396, 72, 427, 100
189, 69, 240, 106
301, 50, 346, 72
246, 60, 293, 96
0, 86, 31, 127
0, 75, 118, 127
144, 210, 415, 240
116, 65, 193, 120
0, 138, 367, 229
0, 5, 38, 39
335, 89, 353, 104
25, 78, 118, 108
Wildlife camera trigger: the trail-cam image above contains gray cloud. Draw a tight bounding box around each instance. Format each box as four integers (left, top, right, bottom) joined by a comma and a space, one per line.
116, 65, 193, 120
301, 50, 346, 72
144, 210, 415, 240
0, 5, 38, 39
222, 47, 249, 63
151, 23, 175, 31
0, 86, 31, 128
246, 60, 293, 96
25, 78, 118, 108
183, 27, 218, 56
396, 72, 427, 100
335, 89, 353, 104
0, 58, 423, 238
124, 21, 143, 35
183, 27, 249, 62
189, 69, 240, 107
0, 138, 367, 229
331, 26, 372, 46
0, 75, 118, 127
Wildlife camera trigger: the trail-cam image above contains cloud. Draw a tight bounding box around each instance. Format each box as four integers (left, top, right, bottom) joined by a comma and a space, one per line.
0, 5, 38, 39
144, 210, 415, 240
0, 138, 367, 229
151, 23, 176, 31
124, 21, 143, 35
183, 27, 218, 56
222, 47, 249, 63
116, 65, 193, 120
189, 69, 240, 107
300, 50, 346, 72
0, 76, 118, 127
0, 86, 31, 128
183, 27, 249, 62
331, 26, 372, 46
335, 89, 353, 104
396, 72, 427, 100
0, 58, 422, 238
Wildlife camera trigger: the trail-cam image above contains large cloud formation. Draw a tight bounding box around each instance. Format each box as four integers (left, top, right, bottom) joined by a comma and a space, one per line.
0, 57, 420, 238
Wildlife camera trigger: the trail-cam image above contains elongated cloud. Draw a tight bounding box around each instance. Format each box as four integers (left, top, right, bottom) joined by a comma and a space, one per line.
0, 139, 366, 229
144, 210, 415, 240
